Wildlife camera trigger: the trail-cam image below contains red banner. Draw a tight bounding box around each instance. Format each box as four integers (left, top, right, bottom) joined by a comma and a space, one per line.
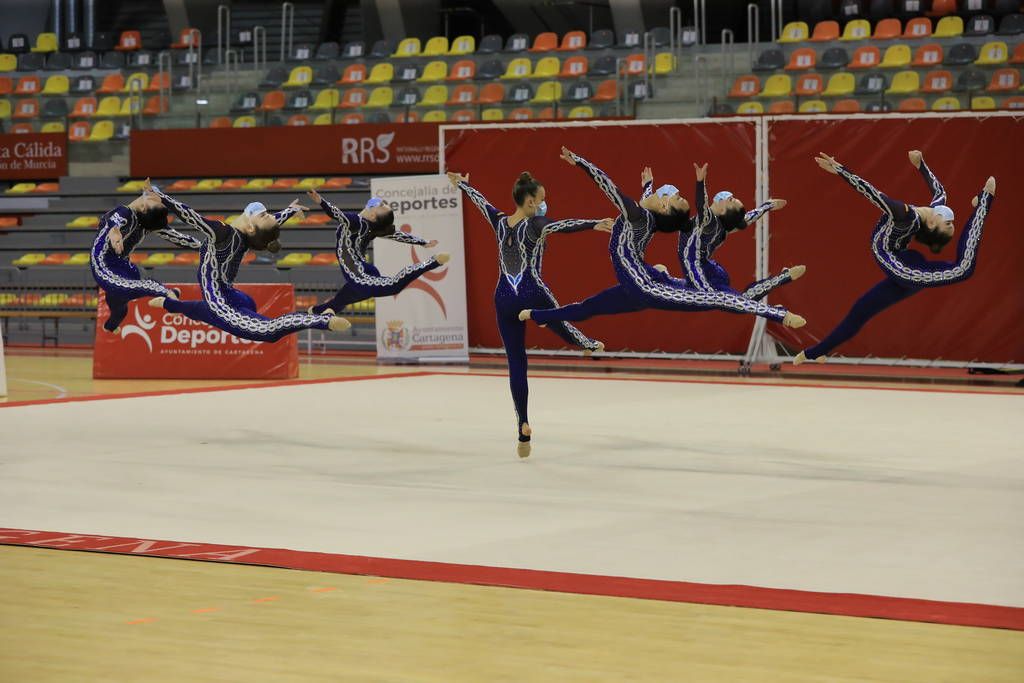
766, 116, 1024, 363
130, 122, 440, 178
0, 133, 67, 179
443, 121, 759, 354
92, 284, 299, 379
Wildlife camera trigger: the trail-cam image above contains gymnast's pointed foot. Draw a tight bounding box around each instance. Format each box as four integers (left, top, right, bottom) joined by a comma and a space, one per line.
149, 297, 166, 309
787, 265, 806, 281
168, 288, 181, 300
653, 263, 668, 273
518, 309, 532, 322
311, 305, 333, 315
583, 341, 605, 356
436, 252, 451, 265
517, 423, 532, 459
328, 316, 351, 332
110, 327, 121, 335
782, 312, 806, 329
793, 350, 825, 365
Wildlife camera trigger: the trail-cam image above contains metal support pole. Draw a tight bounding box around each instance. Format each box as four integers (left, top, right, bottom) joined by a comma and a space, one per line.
224, 48, 239, 99
253, 26, 267, 73
217, 4, 231, 65
280, 2, 294, 62
747, 3, 759, 65
720, 29, 734, 99
643, 31, 654, 99
157, 51, 172, 115
669, 6, 682, 66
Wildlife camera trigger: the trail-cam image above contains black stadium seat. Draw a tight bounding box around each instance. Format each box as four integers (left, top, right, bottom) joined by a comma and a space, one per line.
231, 92, 259, 114
855, 71, 888, 95
505, 33, 529, 52
868, 0, 896, 20
864, 101, 892, 112
90, 31, 115, 51
960, 0, 993, 14
563, 81, 595, 102
954, 69, 987, 91
63, 33, 85, 51
42, 98, 68, 118
802, 0, 834, 23
590, 55, 617, 76
898, 0, 931, 17
289, 44, 315, 61
369, 39, 395, 59
589, 29, 614, 50
997, 13, 1024, 35
964, 14, 996, 36
285, 90, 312, 110
367, 111, 390, 124
505, 82, 534, 103
839, 0, 865, 19
475, 59, 503, 81
820, 47, 850, 70
259, 65, 288, 89
17, 53, 45, 71
45, 53, 73, 71
7, 34, 29, 54
72, 51, 98, 69
342, 41, 364, 58
753, 49, 785, 72
315, 42, 339, 60
992, 0, 1021, 14
650, 27, 671, 47
396, 86, 420, 106
618, 30, 642, 48
312, 64, 340, 86
944, 42, 978, 65
392, 64, 420, 82
127, 51, 155, 68
478, 34, 503, 54
100, 51, 125, 69
71, 75, 95, 94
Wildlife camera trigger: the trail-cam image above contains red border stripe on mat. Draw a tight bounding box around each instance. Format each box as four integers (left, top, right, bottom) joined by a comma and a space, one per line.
2, 528, 1021, 631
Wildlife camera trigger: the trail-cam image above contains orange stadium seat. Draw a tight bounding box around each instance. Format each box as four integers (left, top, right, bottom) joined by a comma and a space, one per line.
530, 32, 558, 52
323, 177, 353, 189
912, 43, 944, 67
115, 31, 142, 51
898, 97, 927, 111
785, 48, 816, 71
13, 98, 39, 119
560, 56, 588, 78
850, 46, 881, 69
729, 75, 761, 98
447, 60, 476, 81
832, 98, 861, 113
922, 70, 954, 93
339, 64, 367, 85
873, 19, 902, 40
987, 68, 1020, 92
794, 73, 824, 96
810, 21, 840, 42
14, 75, 40, 95
904, 18, 933, 39
171, 28, 200, 49
97, 73, 125, 94
339, 88, 367, 108
167, 179, 197, 191
68, 121, 91, 141
209, 116, 231, 128
767, 100, 795, 113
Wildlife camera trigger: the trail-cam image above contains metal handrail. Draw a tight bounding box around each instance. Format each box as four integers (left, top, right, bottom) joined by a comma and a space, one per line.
186, 30, 203, 93
224, 48, 240, 99
698, 0, 707, 46
721, 29, 735, 99
770, 0, 783, 42
280, 2, 294, 62
642, 31, 654, 99
669, 6, 683, 66
128, 75, 142, 130
217, 4, 231, 65
615, 57, 626, 117
253, 26, 267, 73
694, 55, 709, 113
747, 3, 759, 64
157, 51, 172, 115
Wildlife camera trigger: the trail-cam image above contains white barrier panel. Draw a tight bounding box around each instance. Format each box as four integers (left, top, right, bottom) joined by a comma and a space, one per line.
371, 174, 469, 363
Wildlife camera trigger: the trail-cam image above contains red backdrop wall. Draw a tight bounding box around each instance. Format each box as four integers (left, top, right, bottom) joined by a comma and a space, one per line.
444, 121, 761, 354
766, 116, 1024, 363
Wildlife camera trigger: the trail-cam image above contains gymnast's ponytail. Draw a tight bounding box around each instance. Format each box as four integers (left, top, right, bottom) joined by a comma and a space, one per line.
513, 171, 542, 206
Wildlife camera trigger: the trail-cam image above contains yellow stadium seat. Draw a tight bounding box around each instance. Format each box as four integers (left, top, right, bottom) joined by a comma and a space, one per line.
295, 177, 325, 190
309, 89, 339, 110
840, 20, 871, 41
32, 33, 58, 53
365, 63, 394, 84
418, 61, 448, 82
822, 72, 855, 96
0, 54, 17, 72
886, 71, 920, 94
934, 16, 963, 39
760, 74, 792, 97
654, 52, 676, 75
41, 75, 69, 95
313, 113, 333, 125
393, 38, 421, 57
880, 45, 912, 69
122, 72, 148, 92
501, 58, 532, 79
971, 96, 996, 110
417, 85, 448, 107
532, 57, 560, 79
976, 42, 1008, 66
366, 86, 394, 108
67, 253, 90, 266
276, 252, 313, 267
119, 97, 143, 116
778, 21, 809, 44
38, 293, 69, 306
449, 35, 475, 55
66, 215, 100, 228
737, 101, 765, 114
117, 180, 147, 193
6, 183, 36, 194
423, 36, 449, 56
932, 96, 961, 111
95, 96, 122, 117
12, 253, 45, 266
193, 179, 223, 191
481, 108, 504, 121
531, 81, 561, 103
798, 99, 828, 113
41, 121, 65, 133
567, 105, 594, 119
422, 110, 447, 122
242, 178, 272, 190
284, 66, 313, 88
87, 120, 114, 141
233, 115, 257, 128
142, 253, 174, 267
0, 100, 10, 119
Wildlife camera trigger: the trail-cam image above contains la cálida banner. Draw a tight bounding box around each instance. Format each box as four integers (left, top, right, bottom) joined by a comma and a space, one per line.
371, 175, 469, 363
0, 133, 67, 179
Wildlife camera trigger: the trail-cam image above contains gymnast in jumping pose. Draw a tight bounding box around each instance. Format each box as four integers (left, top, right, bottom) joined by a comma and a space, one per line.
795, 150, 995, 364
146, 181, 351, 341
305, 189, 450, 316
519, 148, 807, 331
446, 169, 613, 458
681, 162, 805, 300
90, 191, 204, 333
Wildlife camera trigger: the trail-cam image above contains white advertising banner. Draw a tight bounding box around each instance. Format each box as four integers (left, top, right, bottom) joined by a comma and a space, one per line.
371, 175, 468, 363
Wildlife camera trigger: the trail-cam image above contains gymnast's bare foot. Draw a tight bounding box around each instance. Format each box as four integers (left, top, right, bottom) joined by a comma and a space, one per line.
518, 309, 532, 321
328, 316, 351, 332
517, 423, 532, 459
168, 288, 181, 300
782, 312, 806, 328
583, 341, 605, 356
653, 263, 668, 273
793, 350, 826, 365
149, 297, 165, 309
436, 252, 451, 265
787, 265, 806, 280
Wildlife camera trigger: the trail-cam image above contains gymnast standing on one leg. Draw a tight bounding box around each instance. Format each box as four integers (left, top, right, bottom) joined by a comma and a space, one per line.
146, 181, 351, 341
90, 192, 204, 334
446, 169, 613, 458
795, 150, 996, 364
682, 162, 805, 300
520, 148, 807, 328
305, 189, 450, 316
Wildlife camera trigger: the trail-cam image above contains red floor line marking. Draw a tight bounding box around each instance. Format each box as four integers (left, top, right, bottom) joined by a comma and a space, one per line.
2, 529, 1021, 631
0, 371, 437, 409
433, 371, 1024, 396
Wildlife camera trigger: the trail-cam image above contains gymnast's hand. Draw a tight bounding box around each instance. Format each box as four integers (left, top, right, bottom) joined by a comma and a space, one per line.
446, 171, 468, 187
594, 218, 614, 233
289, 199, 309, 212
694, 163, 708, 181
142, 177, 153, 194
975, 176, 996, 206
559, 147, 577, 166
769, 198, 787, 211
908, 150, 923, 168
815, 153, 840, 175
641, 167, 653, 184
306, 189, 321, 204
